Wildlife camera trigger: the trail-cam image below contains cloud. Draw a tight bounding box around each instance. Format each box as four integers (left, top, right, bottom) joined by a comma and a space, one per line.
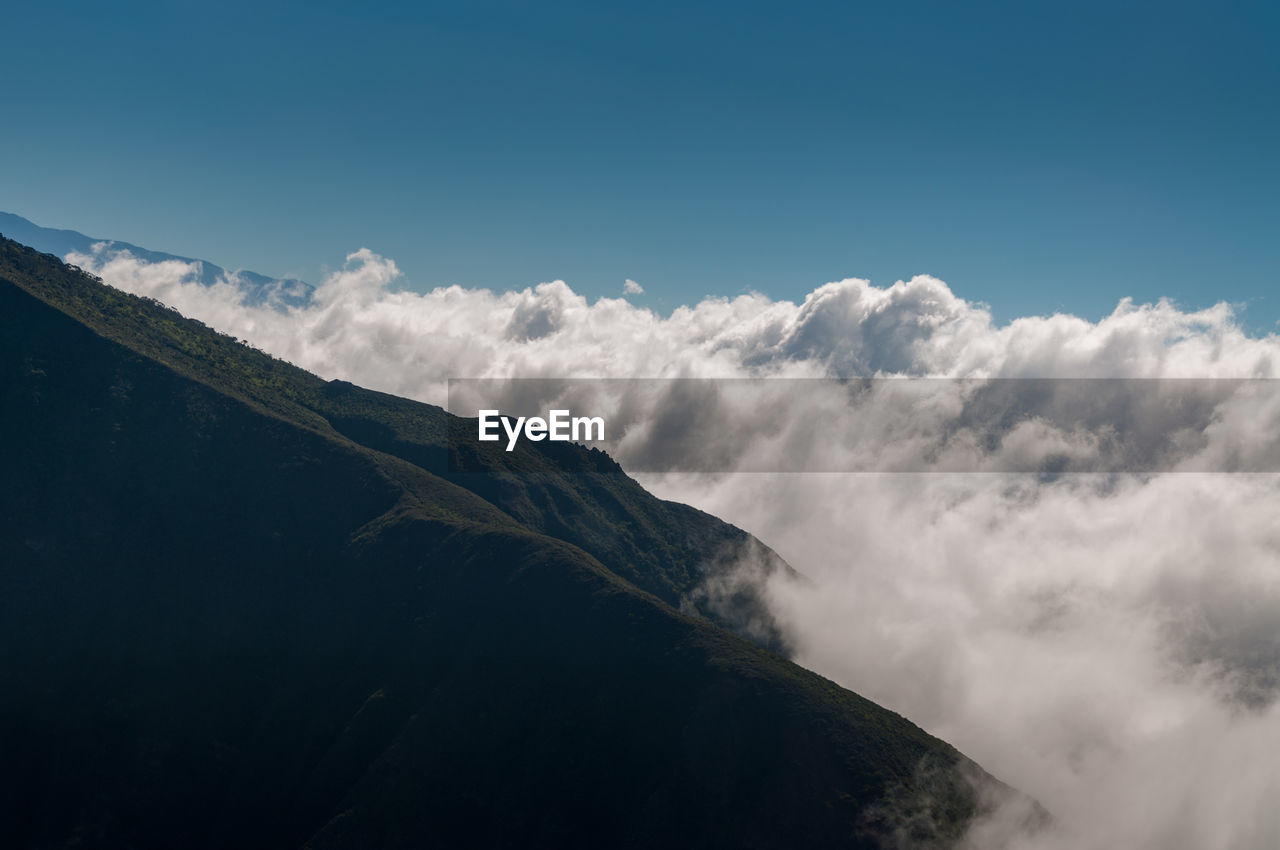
623, 278, 644, 296
65, 241, 1280, 848
655, 471, 1280, 850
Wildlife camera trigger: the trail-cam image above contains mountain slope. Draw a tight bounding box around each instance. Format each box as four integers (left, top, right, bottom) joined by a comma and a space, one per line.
1, 225, 794, 650
318, 379, 799, 650
0, 235, 1031, 849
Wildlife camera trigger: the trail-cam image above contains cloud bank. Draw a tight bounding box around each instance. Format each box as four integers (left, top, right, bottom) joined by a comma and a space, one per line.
68, 241, 1280, 848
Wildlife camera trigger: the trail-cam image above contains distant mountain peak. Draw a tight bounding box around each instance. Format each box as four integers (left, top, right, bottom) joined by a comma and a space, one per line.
0, 211, 313, 308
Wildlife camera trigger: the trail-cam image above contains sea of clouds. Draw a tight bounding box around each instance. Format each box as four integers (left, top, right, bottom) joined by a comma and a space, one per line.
68, 241, 1280, 849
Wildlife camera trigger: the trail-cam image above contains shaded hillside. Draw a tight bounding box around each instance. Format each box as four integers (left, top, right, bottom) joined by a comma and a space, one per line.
0, 236, 1029, 849
5, 232, 793, 650
320, 380, 798, 650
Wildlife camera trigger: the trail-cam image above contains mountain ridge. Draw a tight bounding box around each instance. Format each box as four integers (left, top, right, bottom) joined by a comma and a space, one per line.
0, 226, 797, 648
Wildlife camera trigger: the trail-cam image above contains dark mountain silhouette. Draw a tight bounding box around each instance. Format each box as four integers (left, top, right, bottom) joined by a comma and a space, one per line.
0, 234, 1037, 848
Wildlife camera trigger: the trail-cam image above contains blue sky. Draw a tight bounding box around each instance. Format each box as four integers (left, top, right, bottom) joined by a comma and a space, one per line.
2, 0, 1276, 327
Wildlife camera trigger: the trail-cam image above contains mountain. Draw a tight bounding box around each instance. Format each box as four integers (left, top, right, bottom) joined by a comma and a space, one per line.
0, 234, 1035, 848
0, 211, 312, 307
